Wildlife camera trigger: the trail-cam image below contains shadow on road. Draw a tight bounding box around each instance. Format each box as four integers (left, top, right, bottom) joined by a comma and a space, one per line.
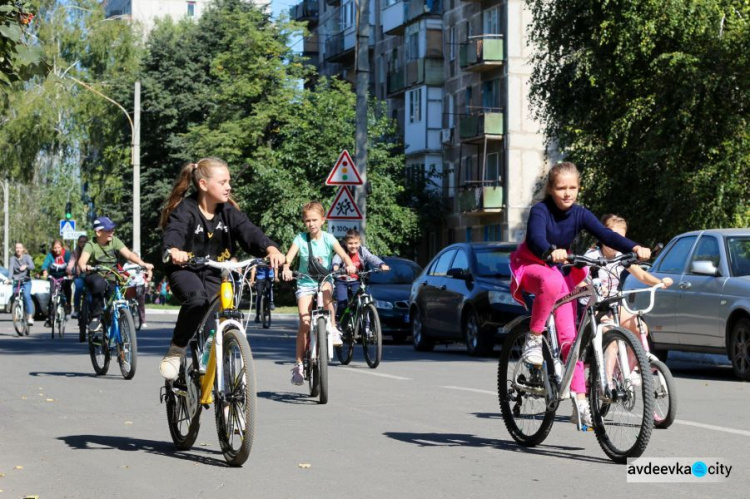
57, 434, 229, 467
383, 431, 613, 464
29, 371, 99, 378
257, 391, 318, 405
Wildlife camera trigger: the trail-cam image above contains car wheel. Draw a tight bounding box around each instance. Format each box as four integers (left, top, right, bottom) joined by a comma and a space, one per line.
729, 317, 750, 381
463, 309, 492, 356
411, 308, 434, 352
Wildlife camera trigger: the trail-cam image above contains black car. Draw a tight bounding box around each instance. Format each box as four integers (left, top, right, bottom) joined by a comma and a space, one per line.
368, 256, 422, 343
409, 242, 527, 356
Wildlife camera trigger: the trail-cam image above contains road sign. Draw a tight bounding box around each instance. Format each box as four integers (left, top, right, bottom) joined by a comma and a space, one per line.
62, 230, 87, 241
59, 220, 76, 236
329, 220, 360, 239
325, 150, 363, 186
326, 186, 363, 220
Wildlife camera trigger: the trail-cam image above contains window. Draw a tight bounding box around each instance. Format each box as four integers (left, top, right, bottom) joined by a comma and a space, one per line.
187, 1, 195, 17
727, 237, 750, 277
447, 93, 455, 128
465, 86, 472, 114
409, 88, 422, 122
485, 152, 500, 183
483, 6, 500, 35
407, 32, 419, 61
342, 2, 355, 30
451, 250, 470, 272
689, 236, 721, 270
465, 156, 472, 182
431, 250, 457, 276
449, 26, 456, 61
483, 224, 502, 242
655, 236, 697, 274
482, 79, 499, 110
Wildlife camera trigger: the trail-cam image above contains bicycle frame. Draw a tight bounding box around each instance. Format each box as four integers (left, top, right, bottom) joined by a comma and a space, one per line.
610, 283, 665, 356
339, 273, 377, 340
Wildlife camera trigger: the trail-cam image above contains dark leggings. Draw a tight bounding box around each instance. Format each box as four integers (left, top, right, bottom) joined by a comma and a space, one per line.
84, 273, 113, 319
254, 278, 273, 314
169, 269, 221, 348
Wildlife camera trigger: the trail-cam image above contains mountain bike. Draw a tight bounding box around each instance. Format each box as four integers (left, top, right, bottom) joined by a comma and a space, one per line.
290, 268, 346, 405
614, 283, 677, 429
497, 253, 655, 463
47, 275, 73, 339
335, 269, 383, 368
254, 275, 274, 329
85, 266, 140, 380
160, 257, 261, 466
11, 278, 31, 337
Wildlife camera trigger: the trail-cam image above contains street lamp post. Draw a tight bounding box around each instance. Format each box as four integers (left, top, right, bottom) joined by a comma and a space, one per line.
67, 76, 141, 254
1, 179, 8, 269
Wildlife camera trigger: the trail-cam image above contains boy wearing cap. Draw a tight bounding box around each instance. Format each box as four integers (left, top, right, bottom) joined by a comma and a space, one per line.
77, 216, 154, 334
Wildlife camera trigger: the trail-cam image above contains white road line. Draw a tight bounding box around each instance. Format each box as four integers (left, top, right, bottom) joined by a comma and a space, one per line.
674, 419, 750, 437
339, 368, 411, 380
442, 386, 497, 396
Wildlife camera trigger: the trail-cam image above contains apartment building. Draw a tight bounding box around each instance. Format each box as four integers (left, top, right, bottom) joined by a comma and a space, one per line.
292, 0, 554, 258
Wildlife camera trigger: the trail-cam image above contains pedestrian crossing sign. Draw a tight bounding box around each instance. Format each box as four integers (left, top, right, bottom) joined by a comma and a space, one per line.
59, 220, 76, 236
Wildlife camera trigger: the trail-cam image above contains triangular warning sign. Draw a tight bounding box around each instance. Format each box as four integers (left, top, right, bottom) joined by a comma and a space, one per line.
326, 150, 363, 186
326, 186, 363, 220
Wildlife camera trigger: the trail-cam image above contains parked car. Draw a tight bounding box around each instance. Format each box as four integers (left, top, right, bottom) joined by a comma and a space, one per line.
409, 242, 527, 356
367, 256, 422, 343
622, 228, 750, 380
0, 267, 51, 319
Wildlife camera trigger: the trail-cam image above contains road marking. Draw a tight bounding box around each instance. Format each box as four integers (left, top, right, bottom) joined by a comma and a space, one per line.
340, 368, 411, 380
441, 386, 496, 396
674, 419, 750, 437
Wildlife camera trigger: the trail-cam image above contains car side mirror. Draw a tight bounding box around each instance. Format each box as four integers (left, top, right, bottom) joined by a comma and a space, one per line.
690, 260, 720, 277
447, 268, 471, 280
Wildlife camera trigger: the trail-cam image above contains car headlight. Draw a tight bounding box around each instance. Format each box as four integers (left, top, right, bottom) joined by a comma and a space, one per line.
489, 291, 516, 306
375, 300, 393, 310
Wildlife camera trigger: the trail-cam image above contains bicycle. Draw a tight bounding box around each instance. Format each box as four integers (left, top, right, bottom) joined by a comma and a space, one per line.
84, 266, 140, 380
47, 275, 73, 339
290, 268, 346, 405
11, 277, 31, 337
254, 274, 274, 329
497, 252, 655, 463
334, 269, 383, 368
160, 257, 261, 466
614, 283, 678, 429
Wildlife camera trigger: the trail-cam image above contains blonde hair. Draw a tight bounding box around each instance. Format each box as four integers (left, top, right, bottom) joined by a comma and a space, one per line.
545, 161, 580, 197
601, 214, 628, 232
301, 201, 325, 219
159, 157, 239, 229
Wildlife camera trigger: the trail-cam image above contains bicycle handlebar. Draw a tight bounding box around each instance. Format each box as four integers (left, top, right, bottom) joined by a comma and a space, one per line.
549, 252, 640, 269
618, 282, 666, 315
290, 267, 348, 282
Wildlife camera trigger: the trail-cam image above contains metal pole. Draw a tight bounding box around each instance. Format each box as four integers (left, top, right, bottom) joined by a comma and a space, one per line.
133, 81, 141, 254
354, 0, 370, 241
3, 179, 8, 269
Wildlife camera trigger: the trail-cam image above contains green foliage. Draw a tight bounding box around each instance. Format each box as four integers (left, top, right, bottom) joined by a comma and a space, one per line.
527, 0, 750, 244
0, 0, 45, 90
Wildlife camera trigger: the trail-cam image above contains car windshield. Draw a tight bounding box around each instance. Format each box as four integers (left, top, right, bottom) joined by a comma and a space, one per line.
474, 247, 512, 278
726, 236, 750, 277
369, 260, 422, 285
0, 266, 8, 279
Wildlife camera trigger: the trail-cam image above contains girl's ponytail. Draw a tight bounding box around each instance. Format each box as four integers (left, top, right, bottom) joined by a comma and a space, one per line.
159, 163, 196, 229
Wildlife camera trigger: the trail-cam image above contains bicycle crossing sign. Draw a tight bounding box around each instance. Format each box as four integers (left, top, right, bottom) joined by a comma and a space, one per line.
326, 186, 362, 220
59, 220, 76, 236
325, 150, 363, 186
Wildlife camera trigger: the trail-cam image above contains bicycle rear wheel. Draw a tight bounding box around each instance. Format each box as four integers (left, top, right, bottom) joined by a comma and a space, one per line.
497, 324, 555, 446
362, 303, 382, 369
261, 294, 271, 329
589, 326, 654, 463
214, 325, 257, 466
12, 300, 25, 336
130, 301, 142, 331
165, 345, 202, 450
316, 317, 328, 404
650, 359, 677, 429
89, 325, 110, 375
117, 308, 138, 380
335, 322, 354, 365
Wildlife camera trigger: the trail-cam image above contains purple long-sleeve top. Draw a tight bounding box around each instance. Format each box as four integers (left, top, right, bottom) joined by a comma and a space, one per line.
526, 198, 638, 259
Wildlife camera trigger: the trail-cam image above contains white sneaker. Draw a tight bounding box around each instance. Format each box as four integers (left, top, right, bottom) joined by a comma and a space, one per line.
27, 317, 34, 326
522, 333, 543, 366
627, 369, 642, 387
570, 398, 593, 429
141, 322, 148, 328
290, 362, 304, 386
328, 324, 343, 346
159, 344, 186, 381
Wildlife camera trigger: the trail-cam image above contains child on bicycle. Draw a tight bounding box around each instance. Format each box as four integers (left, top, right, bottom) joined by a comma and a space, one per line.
509, 162, 651, 427
10, 242, 35, 326
67, 234, 89, 320
331, 229, 390, 325
249, 264, 277, 323
41, 239, 73, 326
160, 157, 285, 381
77, 217, 154, 335
281, 201, 356, 386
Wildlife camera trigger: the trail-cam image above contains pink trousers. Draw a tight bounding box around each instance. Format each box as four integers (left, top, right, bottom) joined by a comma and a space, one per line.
521, 264, 585, 394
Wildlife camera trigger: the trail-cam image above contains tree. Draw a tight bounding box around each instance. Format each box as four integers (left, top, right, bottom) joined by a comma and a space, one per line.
526, 0, 750, 243
0, 0, 45, 90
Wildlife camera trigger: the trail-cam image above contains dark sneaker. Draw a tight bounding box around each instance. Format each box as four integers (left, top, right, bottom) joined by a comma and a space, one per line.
254, 315, 260, 323
88, 318, 102, 333
269, 303, 276, 311
44, 320, 51, 328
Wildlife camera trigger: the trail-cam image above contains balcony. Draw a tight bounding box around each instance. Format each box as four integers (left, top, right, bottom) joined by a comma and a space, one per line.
459, 111, 504, 144
290, 0, 319, 27
382, 1, 407, 35
457, 184, 504, 214
302, 32, 319, 58
387, 67, 405, 96
406, 0, 442, 23
325, 31, 355, 63
460, 36, 504, 72
325, 0, 340, 6
404, 58, 444, 88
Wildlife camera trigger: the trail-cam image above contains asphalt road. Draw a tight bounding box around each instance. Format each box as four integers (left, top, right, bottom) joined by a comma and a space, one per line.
1, 311, 748, 498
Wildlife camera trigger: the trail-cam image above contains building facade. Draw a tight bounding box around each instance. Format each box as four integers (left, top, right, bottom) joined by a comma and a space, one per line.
292, 0, 554, 259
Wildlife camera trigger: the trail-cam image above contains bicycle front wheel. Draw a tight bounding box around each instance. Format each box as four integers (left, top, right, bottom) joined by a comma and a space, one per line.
117, 308, 138, 380
214, 326, 257, 466
650, 359, 677, 429
261, 295, 271, 329
589, 326, 654, 463
362, 303, 382, 369
316, 317, 328, 405
497, 324, 555, 446
335, 322, 354, 365
165, 345, 202, 450
12, 300, 25, 336
89, 326, 110, 375
55, 301, 66, 339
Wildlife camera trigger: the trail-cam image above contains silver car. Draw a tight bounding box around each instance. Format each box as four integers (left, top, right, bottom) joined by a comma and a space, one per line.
622, 229, 750, 380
